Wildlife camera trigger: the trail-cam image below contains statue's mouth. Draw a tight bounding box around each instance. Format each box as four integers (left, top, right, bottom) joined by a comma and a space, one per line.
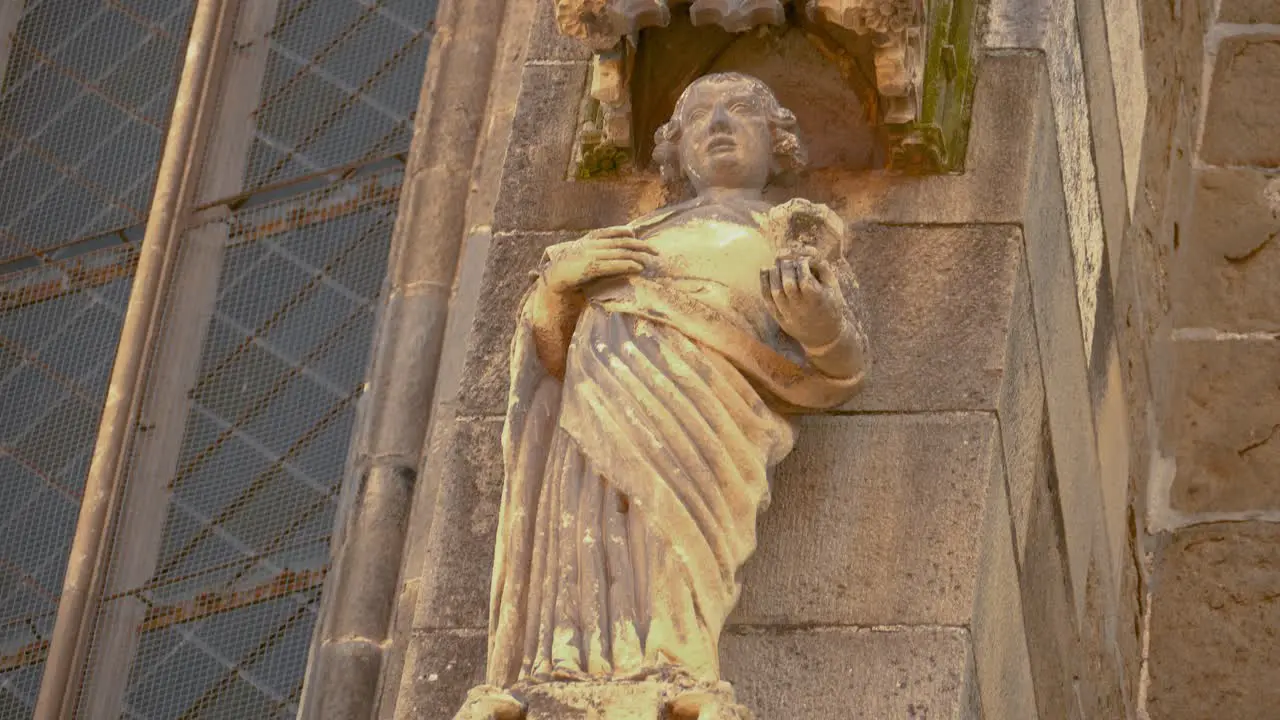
706, 136, 736, 154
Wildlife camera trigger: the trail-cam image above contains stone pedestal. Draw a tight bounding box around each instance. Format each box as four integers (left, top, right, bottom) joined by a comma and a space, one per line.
521, 681, 668, 720
453, 678, 751, 720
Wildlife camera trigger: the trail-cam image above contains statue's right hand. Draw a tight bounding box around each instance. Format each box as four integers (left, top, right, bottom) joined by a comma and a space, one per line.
541, 226, 657, 294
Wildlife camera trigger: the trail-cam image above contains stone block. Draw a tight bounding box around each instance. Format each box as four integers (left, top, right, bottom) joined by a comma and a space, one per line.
1200, 36, 1280, 168
733, 413, 1036, 720
312, 639, 385, 720
1017, 429, 1079, 720
721, 628, 980, 719
400, 630, 487, 720
520, 681, 669, 719
456, 232, 572, 416
1072, 551, 1133, 720
364, 286, 452, 459
1218, 0, 1280, 24
971, 414, 1040, 720
413, 418, 506, 630
526, 0, 593, 62
811, 52, 1051, 226
492, 63, 659, 233
377, 578, 421, 719
1168, 339, 1280, 513
1021, 63, 1106, 617
1075, 0, 1131, 293
461, 226, 1039, 422
1093, 341, 1132, 584
1146, 522, 1280, 720
996, 242, 1047, 561
735, 414, 998, 625
1173, 168, 1280, 333
329, 464, 416, 642
840, 225, 1026, 413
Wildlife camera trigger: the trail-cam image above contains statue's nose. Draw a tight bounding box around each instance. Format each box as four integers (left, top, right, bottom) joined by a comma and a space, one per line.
709, 103, 731, 131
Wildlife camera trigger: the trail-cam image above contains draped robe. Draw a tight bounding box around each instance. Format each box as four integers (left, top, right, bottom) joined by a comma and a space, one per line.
485, 204, 865, 687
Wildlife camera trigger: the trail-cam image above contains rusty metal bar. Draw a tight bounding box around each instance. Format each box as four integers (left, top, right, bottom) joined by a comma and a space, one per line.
32, 1, 241, 717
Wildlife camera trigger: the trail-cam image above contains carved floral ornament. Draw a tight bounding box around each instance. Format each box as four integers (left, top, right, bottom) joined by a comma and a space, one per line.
558, 0, 977, 175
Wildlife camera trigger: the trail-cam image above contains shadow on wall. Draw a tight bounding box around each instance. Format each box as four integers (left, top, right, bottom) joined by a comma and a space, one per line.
632, 13, 886, 171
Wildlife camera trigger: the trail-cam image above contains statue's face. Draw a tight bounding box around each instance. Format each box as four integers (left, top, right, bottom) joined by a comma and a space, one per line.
676, 79, 773, 194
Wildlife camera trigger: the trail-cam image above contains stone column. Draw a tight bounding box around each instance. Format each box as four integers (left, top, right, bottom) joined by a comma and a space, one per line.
296, 0, 529, 717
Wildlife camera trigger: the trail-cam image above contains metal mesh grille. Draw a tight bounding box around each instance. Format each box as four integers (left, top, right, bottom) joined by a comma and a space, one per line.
80, 166, 402, 719
0, 0, 197, 714
0, 0, 196, 263
0, 0, 439, 713
0, 238, 139, 719
244, 0, 437, 191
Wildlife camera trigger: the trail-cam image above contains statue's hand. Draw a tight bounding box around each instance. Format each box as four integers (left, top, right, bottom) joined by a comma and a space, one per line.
761, 254, 848, 349
542, 227, 656, 294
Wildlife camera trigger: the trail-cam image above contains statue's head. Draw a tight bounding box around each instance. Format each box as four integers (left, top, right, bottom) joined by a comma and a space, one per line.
653, 73, 806, 197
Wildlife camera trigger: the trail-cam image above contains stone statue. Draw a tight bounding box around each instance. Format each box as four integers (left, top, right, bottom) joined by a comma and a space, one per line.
456, 72, 869, 720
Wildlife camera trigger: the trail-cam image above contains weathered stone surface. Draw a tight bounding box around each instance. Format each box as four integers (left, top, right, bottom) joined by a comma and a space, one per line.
734, 414, 998, 626
1200, 36, 1280, 168
997, 242, 1047, 560
364, 286, 452, 458
1173, 168, 1280, 333
721, 628, 979, 719
312, 640, 385, 719
1020, 53, 1106, 617
1017, 430, 1078, 720
984, 0, 1109, 355
1073, 554, 1133, 720
329, 464, 416, 641
1074, 0, 1131, 291
810, 53, 1051, 226
377, 578, 421, 718
1169, 339, 1280, 513
526, 0, 593, 62
492, 63, 659, 233
518, 681, 671, 719
840, 225, 1025, 413
413, 418, 505, 629
1093, 341, 1131, 583
1146, 522, 1280, 719
460, 225, 1035, 418
732, 413, 1036, 719
971, 412, 1040, 720
456, 232, 574, 415
401, 630, 487, 720
1218, 0, 1280, 24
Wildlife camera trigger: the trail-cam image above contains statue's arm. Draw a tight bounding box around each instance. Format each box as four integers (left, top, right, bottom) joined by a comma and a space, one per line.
524, 228, 657, 378
762, 256, 869, 384
801, 309, 868, 382
525, 277, 583, 380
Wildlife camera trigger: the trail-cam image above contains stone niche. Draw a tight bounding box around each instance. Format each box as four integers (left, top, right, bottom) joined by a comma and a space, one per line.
564, 0, 978, 177
400, 0, 1113, 717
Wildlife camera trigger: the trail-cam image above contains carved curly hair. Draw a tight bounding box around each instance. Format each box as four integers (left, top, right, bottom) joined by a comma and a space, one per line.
652, 73, 807, 196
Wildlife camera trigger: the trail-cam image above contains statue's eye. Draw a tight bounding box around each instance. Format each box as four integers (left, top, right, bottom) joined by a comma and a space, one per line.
689, 109, 709, 122
731, 102, 750, 114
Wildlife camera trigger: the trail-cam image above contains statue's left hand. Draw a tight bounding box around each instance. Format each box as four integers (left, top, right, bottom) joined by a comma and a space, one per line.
761, 254, 847, 349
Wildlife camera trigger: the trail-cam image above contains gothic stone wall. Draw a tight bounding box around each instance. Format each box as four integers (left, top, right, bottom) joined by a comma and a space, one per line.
384, 4, 1137, 717
1113, 1, 1280, 718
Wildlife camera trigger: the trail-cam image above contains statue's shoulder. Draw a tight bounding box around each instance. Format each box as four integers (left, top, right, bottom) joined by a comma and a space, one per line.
628, 198, 701, 233
757, 198, 847, 260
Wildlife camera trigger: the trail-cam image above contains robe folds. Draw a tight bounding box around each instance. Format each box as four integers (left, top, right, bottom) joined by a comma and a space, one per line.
485, 270, 862, 688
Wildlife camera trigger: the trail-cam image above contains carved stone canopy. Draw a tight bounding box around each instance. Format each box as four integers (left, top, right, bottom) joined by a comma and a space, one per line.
556, 0, 976, 175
